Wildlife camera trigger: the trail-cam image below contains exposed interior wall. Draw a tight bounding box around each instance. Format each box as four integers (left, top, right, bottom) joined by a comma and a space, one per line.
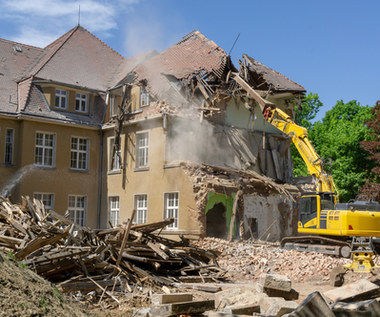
244, 194, 295, 241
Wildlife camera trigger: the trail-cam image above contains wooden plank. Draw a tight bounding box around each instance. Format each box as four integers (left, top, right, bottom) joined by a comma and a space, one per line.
15, 228, 70, 260
147, 241, 169, 260
115, 209, 136, 270
228, 190, 243, 241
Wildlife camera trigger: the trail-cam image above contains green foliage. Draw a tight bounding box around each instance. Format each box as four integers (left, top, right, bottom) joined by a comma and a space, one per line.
308, 100, 372, 201
6, 253, 15, 260
39, 297, 47, 308
18, 262, 27, 269
53, 286, 64, 303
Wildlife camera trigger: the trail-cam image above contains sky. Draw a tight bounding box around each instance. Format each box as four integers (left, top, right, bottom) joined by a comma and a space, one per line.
0, 0, 379, 121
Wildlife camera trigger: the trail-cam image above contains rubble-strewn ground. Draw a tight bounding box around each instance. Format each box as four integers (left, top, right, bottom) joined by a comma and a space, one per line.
195, 237, 380, 283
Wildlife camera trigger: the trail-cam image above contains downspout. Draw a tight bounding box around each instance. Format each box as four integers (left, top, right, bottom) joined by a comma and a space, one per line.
97, 128, 104, 228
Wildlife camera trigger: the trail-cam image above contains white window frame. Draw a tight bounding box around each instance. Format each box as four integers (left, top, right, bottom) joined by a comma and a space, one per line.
135, 132, 149, 168
75, 93, 88, 113
109, 95, 116, 117
68, 195, 86, 226
140, 86, 150, 107
164, 192, 179, 229
33, 192, 55, 211
109, 196, 120, 227
35, 132, 55, 167
134, 194, 147, 224
109, 137, 121, 171
5, 128, 14, 165
70, 137, 89, 170
55, 89, 67, 109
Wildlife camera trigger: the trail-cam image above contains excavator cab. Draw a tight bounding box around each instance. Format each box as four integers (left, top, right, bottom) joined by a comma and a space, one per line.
298, 192, 336, 231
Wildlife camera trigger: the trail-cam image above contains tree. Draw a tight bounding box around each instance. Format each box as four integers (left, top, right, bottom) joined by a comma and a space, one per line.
359, 101, 380, 201
309, 100, 373, 202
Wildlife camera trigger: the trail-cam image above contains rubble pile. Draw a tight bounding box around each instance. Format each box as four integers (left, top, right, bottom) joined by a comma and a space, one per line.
195, 237, 365, 282
0, 196, 224, 308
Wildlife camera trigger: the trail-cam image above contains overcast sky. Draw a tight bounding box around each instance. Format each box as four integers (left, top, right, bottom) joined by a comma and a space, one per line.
0, 0, 379, 121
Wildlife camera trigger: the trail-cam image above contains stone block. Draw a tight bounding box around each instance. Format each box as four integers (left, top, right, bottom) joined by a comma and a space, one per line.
332, 299, 380, 316
215, 287, 262, 309
264, 287, 299, 300
260, 273, 292, 292
324, 279, 380, 303
287, 291, 334, 317
259, 296, 285, 313
149, 299, 215, 316
151, 293, 193, 305
266, 300, 298, 316
224, 303, 261, 315
208, 313, 252, 317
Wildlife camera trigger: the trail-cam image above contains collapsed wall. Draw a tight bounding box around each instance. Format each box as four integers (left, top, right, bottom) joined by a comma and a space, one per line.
181, 162, 301, 242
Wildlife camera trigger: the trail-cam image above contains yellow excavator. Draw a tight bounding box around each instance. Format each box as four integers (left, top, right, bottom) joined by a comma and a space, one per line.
229, 72, 380, 285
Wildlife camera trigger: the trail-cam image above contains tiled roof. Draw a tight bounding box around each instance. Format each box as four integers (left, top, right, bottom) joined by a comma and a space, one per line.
243, 54, 305, 93
0, 39, 43, 113
134, 30, 227, 99
31, 26, 125, 92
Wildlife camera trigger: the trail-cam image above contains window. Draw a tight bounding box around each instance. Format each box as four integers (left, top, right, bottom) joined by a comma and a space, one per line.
140, 86, 150, 107
136, 132, 149, 168
68, 195, 86, 226
109, 95, 117, 117
164, 192, 179, 229
55, 89, 67, 109
35, 132, 55, 167
109, 196, 120, 227
5, 129, 14, 165
34, 193, 54, 210
71, 137, 88, 170
76, 93, 88, 112
134, 194, 147, 224
109, 138, 121, 171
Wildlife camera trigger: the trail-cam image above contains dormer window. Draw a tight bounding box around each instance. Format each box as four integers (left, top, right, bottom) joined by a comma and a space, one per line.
140, 86, 150, 107
55, 89, 67, 109
76, 93, 88, 113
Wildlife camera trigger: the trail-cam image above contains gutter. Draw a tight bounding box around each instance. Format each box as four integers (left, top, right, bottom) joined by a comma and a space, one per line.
97, 128, 104, 228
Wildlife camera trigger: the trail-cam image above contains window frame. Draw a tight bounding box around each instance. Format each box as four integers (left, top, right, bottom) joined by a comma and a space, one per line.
55, 89, 67, 109
134, 194, 148, 224
4, 128, 14, 165
109, 137, 121, 171
68, 195, 87, 226
135, 131, 149, 169
70, 136, 89, 171
33, 192, 55, 211
75, 93, 88, 113
109, 196, 120, 227
35, 132, 55, 167
164, 192, 179, 229
140, 86, 150, 108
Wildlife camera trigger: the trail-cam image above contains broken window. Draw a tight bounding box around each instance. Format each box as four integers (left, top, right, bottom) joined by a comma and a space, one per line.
34, 193, 54, 211
70, 137, 88, 170
75, 93, 88, 112
140, 86, 150, 107
68, 195, 86, 226
134, 194, 147, 224
109, 137, 121, 171
35, 132, 55, 167
164, 192, 179, 229
135, 132, 149, 168
109, 196, 120, 227
5, 128, 14, 165
55, 89, 67, 109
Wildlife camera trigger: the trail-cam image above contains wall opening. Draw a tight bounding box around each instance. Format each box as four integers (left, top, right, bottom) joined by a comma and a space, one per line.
206, 203, 227, 239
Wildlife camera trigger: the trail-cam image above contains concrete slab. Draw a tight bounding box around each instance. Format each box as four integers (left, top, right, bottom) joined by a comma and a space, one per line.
151, 293, 193, 305
288, 291, 334, 317
332, 299, 380, 316
149, 299, 215, 316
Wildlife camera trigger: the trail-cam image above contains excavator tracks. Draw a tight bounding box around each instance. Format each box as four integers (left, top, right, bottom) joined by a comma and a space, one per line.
281, 235, 351, 258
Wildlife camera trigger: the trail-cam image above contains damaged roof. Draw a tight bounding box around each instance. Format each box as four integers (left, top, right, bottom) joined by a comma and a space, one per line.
243, 54, 305, 94
133, 30, 228, 99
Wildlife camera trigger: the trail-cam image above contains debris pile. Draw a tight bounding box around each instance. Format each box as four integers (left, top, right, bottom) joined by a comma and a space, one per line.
195, 237, 366, 282
0, 196, 224, 308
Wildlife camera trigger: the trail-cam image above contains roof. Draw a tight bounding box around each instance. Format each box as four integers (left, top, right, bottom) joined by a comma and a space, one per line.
0, 39, 43, 113
29, 26, 125, 92
134, 30, 227, 99
243, 54, 305, 93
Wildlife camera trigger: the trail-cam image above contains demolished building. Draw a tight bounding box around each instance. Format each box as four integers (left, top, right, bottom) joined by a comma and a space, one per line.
0, 26, 306, 241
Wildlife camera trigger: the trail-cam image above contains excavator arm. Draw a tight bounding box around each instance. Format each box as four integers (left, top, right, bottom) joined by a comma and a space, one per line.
229, 72, 338, 196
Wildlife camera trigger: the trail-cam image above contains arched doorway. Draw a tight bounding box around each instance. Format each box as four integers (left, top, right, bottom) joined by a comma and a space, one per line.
206, 203, 227, 239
